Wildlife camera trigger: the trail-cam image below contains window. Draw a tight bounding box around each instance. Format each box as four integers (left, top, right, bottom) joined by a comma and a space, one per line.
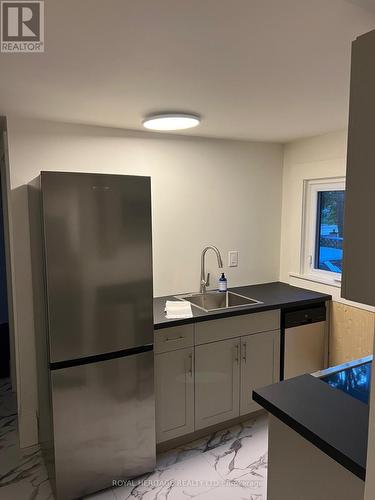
302, 178, 345, 284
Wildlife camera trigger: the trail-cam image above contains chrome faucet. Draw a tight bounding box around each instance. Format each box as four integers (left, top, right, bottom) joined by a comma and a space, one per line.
200, 246, 223, 293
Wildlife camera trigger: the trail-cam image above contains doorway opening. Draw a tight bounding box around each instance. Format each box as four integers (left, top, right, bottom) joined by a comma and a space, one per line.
0, 117, 16, 396
0, 172, 9, 379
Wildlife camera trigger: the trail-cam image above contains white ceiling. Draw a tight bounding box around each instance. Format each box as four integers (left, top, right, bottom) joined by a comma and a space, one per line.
1, 0, 375, 142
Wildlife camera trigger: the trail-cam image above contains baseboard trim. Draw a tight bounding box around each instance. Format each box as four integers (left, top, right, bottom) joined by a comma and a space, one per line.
156, 409, 266, 453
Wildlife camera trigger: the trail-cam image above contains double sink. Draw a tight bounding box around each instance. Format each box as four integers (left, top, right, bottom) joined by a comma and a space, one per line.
175, 290, 262, 313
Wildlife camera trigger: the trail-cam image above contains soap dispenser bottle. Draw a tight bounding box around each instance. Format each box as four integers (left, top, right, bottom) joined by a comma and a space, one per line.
218, 272, 227, 292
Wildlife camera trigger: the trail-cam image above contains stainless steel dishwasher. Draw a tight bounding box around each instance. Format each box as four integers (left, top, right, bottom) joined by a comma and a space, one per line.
281, 303, 327, 380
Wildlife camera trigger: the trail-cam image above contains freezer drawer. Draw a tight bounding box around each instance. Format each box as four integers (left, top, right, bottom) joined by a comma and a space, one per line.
51, 350, 155, 500
284, 322, 326, 379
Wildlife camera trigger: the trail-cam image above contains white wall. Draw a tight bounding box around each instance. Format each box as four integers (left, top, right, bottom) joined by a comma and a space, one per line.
279, 130, 349, 299
6, 116, 283, 446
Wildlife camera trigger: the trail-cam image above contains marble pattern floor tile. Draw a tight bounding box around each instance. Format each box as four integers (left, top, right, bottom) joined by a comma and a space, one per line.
0, 432, 53, 500
113, 453, 223, 500
201, 414, 268, 499
85, 488, 117, 500
0, 379, 17, 420
112, 414, 268, 500
156, 413, 267, 471
0, 376, 268, 500
0, 379, 53, 500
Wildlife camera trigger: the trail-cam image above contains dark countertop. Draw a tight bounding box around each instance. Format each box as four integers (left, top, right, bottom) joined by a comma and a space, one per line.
253, 374, 369, 481
153, 281, 331, 330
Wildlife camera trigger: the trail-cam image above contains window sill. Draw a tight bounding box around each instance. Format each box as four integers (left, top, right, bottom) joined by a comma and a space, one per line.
289, 273, 375, 313
289, 272, 341, 289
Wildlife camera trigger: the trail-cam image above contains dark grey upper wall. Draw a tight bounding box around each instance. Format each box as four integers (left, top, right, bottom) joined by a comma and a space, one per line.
342, 29, 375, 306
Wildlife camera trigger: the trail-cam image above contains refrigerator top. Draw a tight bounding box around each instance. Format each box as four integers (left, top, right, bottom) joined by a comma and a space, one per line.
40, 172, 153, 363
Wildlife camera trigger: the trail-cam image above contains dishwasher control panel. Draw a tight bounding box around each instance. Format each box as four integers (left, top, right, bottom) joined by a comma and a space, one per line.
284, 305, 326, 329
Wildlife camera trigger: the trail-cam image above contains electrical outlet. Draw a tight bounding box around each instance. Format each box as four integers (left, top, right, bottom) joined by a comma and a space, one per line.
228, 251, 238, 267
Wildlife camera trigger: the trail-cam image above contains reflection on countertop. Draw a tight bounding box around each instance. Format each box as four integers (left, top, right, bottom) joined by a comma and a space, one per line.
253, 356, 372, 480
319, 357, 372, 405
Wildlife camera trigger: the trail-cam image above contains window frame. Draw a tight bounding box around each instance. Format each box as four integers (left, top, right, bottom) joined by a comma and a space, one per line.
301, 177, 346, 285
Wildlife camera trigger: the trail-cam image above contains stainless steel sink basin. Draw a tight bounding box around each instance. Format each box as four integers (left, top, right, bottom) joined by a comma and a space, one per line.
175, 290, 263, 312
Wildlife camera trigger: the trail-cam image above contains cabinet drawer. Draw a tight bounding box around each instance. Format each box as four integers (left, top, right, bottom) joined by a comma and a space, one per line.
195, 310, 280, 345
154, 324, 194, 353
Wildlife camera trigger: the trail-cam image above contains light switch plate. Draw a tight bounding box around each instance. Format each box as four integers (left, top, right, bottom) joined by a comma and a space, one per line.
228, 251, 238, 267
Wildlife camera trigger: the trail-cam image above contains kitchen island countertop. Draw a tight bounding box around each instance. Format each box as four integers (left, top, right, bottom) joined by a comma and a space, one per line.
253, 372, 369, 480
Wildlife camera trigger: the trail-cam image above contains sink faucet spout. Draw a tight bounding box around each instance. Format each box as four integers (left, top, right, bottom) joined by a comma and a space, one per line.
200, 246, 223, 293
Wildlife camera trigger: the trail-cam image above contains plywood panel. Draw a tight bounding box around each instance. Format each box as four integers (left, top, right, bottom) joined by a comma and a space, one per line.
329, 301, 374, 366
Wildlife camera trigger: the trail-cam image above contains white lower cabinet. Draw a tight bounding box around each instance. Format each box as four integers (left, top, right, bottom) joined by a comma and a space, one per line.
240, 330, 280, 415
155, 347, 194, 443
195, 338, 240, 430
155, 309, 281, 443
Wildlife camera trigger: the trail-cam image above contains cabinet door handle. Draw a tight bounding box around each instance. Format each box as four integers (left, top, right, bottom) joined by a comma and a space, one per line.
165, 335, 184, 342
242, 342, 247, 363
188, 353, 193, 376
234, 344, 240, 363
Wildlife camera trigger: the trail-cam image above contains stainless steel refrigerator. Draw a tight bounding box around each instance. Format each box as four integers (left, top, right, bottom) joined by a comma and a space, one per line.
29, 172, 155, 500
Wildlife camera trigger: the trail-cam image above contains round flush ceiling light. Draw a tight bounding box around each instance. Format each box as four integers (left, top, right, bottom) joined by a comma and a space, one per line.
142, 113, 201, 131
